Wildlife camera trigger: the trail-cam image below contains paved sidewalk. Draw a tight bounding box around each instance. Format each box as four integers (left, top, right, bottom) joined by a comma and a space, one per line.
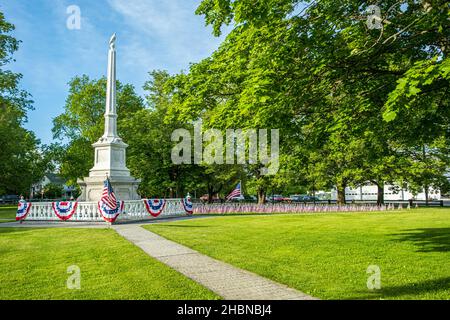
114, 224, 318, 300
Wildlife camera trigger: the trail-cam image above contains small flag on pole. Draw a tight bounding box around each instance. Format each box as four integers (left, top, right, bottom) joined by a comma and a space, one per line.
101, 177, 117, 209
98, 177, 124, 223
226, 182, 241, 200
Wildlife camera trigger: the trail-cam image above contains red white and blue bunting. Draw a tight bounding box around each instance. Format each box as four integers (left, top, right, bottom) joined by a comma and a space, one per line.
182, 197, 193, 215
52, 201, 78, 221
143, 199, 166, 217
16, 201, 32, 221
98, 200, 124, 223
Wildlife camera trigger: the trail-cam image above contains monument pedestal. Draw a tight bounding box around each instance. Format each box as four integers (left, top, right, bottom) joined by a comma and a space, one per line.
77, 137, 141, 202
78, 176, 140, 202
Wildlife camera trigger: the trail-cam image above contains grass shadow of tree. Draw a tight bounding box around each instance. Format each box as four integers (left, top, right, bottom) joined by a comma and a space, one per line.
390, 228, 450, 252
347, 276, 450, 300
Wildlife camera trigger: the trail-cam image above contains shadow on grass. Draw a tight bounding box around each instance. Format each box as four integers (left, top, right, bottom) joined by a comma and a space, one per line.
347, 276, 450, 300
0, 227, 37, 235
149, 224, 211, 228
390, 228, 450, 252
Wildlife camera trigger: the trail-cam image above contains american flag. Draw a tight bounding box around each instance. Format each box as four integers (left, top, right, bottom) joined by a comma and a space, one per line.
226, 182, 241, 200
101, 178, 117, 209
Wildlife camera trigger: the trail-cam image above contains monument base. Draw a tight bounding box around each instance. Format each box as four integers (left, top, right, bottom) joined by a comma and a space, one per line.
77, 175, 141, 202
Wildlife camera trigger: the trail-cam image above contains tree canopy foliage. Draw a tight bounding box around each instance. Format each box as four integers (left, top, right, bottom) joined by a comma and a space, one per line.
166, 0, 449, 203
0, 12, 47, 196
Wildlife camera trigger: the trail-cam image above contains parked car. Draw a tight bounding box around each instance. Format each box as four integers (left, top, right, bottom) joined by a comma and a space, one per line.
290, 194, 308, 202
290, 195, 304, 202
0, 194, 20, 204
290, 195, 320, 202
229, 195, 257, 203
199, 194, 223, 203
268, 194, 284, 202
300, 195, 320, 202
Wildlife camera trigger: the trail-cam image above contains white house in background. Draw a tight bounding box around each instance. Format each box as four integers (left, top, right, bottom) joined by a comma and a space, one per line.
331, 184, 441, 201
30, 173, 76, 199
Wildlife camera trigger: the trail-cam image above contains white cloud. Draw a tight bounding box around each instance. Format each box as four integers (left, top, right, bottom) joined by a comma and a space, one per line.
107, 0, 199, 38
107, 0, 228, 73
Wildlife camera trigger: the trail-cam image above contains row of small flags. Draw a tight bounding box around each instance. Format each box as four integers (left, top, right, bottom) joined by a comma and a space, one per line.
192, 202, 413, 214
16, 178, 193, 222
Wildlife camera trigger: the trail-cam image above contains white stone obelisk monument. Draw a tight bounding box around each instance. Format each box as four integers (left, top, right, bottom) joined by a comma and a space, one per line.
77, 34, 140, 201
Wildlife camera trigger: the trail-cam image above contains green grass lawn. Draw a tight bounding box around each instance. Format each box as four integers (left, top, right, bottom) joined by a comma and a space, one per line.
0, 206, 16, 222
0, 227, 219, 299
145, 208, 450, 300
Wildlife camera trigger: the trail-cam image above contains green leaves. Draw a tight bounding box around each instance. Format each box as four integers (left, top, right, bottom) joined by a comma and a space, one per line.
188, 0, 450, 202
383, 56, 449, 123
0, 11, 46, 195
382, 110, 397, 122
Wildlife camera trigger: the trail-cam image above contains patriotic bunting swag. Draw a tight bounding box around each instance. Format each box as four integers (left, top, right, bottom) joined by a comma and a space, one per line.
98, 200, 124, 223
16, 201, 32, 221
52, 201, 78, 221
143, 199, 166, 217
182, 197, 193, 215
98, 178, 124, 223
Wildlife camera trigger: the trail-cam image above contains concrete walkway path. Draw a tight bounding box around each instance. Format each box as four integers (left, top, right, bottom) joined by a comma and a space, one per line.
114, 224, 317, 300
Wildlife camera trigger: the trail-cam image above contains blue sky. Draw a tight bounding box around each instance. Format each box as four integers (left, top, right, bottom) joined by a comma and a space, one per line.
2, 0, 229, 144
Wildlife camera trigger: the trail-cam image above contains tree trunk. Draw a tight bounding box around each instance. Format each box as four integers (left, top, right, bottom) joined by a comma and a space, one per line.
207, 186, 214, 204
422, 144, 429, 206
376, 182, 384, 206
257, 188, 266, 204
336, 183, 346, 205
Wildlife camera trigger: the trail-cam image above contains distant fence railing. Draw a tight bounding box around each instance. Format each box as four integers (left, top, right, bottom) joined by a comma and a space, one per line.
23, 199, 187, 222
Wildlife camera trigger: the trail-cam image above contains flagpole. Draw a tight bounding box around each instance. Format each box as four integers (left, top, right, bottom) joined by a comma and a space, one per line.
240, 180, 243, 197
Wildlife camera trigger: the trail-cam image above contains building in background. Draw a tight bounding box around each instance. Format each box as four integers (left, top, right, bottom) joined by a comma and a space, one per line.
30, 173, 76, 199
331, 184, 441, 201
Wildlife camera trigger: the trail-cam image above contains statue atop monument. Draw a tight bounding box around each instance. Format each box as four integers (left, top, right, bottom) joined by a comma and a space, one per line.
109, 33, 116, 49
77, 33, 140, 202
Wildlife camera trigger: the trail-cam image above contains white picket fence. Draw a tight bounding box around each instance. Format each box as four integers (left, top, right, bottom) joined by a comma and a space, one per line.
24, 199, 187, 222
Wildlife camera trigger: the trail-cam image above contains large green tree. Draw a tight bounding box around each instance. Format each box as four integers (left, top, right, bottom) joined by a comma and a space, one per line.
123, 70, 195, 197
183, 0, 450, 204
0, 11, 46, 196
